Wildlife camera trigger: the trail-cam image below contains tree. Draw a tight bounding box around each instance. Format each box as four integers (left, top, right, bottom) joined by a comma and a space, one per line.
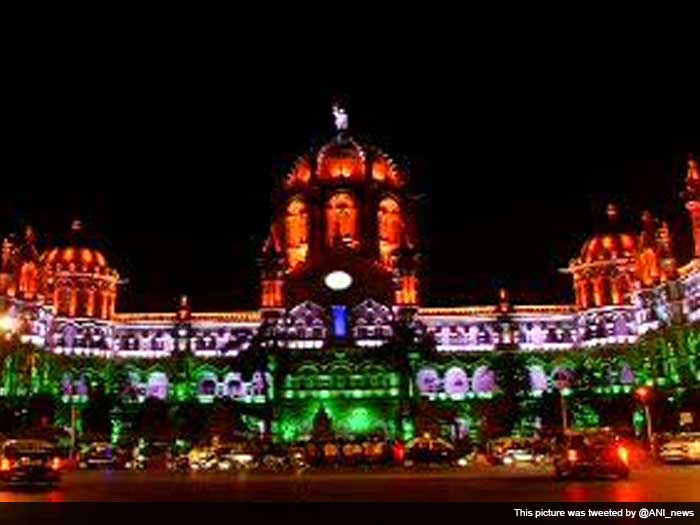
82, 385, 114, 441
312, 407, 333, 442
384, 315, 435, 440
489, 351, 529, 437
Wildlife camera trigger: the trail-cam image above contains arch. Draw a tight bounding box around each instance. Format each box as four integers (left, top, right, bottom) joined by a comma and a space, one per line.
223, 372, 246, 400
285, 198, 310, 269
198, 372, 218, 397
60, 372, 73, 397
326, 192, 358, 248
146, 372, 169, 400
416, 367, 440, 394
251, 371, 273, 397
444, 367, 469, 396
378, 197, 403, 267
528, 365, 549, 393
472, 366, 496, 394
551, 367, 575, 390
620, 362, 635, 385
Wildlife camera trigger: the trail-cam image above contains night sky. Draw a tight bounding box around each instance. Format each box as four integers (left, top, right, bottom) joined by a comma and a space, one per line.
3, 56, 698, 312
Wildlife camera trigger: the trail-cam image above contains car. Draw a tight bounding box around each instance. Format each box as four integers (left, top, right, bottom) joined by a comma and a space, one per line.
188, 445, 219, 472
405, 436, 455, 466
501, 440, 549, 466
258, 450, 308, 472
0, 439, 62, 486
554, 432, 630, 480
131, 442, 173, 471
78, 442, 128, 470
214, 443, 257, 472
659, 433, 700, 464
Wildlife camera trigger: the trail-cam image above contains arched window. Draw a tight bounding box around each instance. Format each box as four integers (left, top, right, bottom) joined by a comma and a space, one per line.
18, 262, 38, 299
285, 199, 309, 269
326, 193, 358, 248
378, 197, 403, 266
57, 286, 73, 316
147, 373, 169, 400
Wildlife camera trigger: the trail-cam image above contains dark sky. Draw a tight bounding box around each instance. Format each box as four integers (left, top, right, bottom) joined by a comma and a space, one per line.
2, 53, 698, 312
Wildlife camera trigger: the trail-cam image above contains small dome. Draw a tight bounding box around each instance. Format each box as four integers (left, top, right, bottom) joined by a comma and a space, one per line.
42, 221, 111, 273
578, 204, 637, 264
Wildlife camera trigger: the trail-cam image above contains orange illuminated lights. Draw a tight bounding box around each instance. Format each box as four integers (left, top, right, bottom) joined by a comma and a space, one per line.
378, 198, 403, 267
285, 199, 309, 269
326, 193, 359, 248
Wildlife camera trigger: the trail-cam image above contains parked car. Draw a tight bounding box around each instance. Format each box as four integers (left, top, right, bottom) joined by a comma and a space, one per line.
659, 433, 700, 464
78, 443, 128, 470
259, 449, 308, 472
188, 445, 218, 472
0, 439, 62, 486
554, 432, 630, 480
405, 436, 455, 465
214, 443, 257, 471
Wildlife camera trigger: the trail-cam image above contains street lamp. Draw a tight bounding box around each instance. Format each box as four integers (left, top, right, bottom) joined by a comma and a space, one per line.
0, 315, 16, 341
636, 387, 654, 446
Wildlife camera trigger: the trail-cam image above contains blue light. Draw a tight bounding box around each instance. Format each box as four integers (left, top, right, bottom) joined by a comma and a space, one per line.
332, 306, 348, 339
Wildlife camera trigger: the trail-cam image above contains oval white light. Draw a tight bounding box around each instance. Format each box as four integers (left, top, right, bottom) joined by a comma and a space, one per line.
324, 271, 353, 291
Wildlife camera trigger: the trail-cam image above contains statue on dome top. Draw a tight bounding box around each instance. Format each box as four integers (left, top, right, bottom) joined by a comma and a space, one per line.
332, 104, 349, 132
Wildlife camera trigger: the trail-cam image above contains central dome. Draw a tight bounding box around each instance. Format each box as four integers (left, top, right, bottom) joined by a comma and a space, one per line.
285, 135, 404, 189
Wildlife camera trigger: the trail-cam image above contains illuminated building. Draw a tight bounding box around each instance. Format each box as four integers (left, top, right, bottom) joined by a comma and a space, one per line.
0, 110, 698, 442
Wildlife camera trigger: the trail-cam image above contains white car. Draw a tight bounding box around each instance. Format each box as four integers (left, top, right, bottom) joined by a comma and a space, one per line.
659, 433, 700, 464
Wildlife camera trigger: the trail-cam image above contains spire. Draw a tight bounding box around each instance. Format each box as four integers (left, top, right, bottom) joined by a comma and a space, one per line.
683, 154, 700, 201
689, 153, 700, 182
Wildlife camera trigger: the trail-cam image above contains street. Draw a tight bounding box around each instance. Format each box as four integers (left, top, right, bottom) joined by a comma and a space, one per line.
0, 465, 698, 502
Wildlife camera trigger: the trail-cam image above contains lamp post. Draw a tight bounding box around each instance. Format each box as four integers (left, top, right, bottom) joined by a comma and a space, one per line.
555, 377, 570, 435
560, 389, 569, 434
636, 387, 654, 447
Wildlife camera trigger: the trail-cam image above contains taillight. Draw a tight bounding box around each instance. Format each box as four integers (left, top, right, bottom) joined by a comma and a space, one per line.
51, 457, 61, 471
617, 446, 629, 465
567, 449, 578, 463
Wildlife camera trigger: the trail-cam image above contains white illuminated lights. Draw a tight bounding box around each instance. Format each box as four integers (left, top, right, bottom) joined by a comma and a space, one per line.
324, 271, 353, 291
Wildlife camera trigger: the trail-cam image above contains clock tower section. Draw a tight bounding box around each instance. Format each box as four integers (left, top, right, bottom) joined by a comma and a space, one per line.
259, 105, 420, 312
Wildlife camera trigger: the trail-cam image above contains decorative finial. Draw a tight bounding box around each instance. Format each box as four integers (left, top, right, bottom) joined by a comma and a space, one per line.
24, 225, 35, 242
689, 154, 699, 181
332, 104, 349, 132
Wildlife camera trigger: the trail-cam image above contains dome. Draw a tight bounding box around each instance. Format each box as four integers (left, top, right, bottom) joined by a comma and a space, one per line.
578, 204, 637, 264
580, 233, 637, 264
41, 220, 119, 320
42, 220, 111, 274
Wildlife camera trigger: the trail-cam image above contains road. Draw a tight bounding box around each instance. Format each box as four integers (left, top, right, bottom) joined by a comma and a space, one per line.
0, 465, 699, 502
